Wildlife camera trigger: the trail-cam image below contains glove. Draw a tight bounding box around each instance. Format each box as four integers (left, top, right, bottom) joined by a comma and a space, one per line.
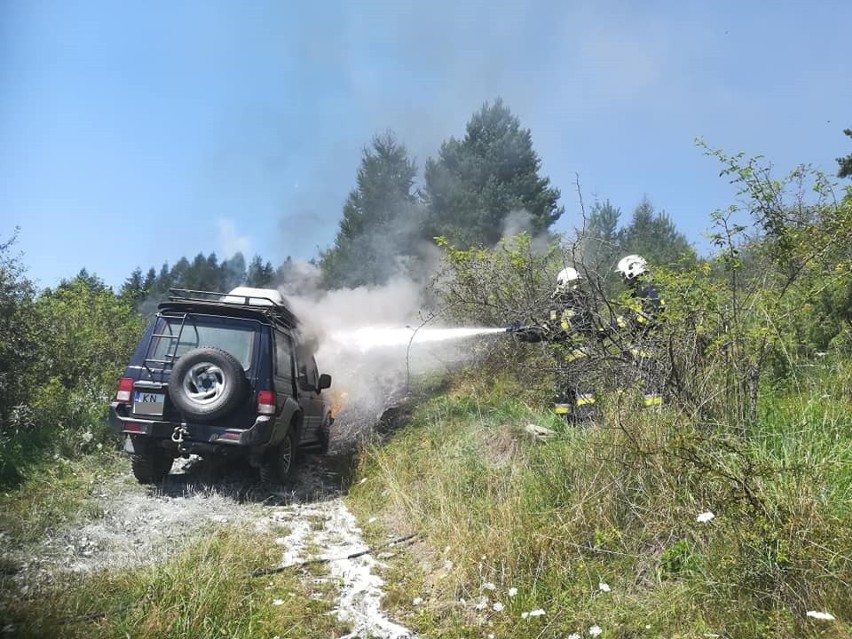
513, 324, 548, 343
505, 320, 523, 334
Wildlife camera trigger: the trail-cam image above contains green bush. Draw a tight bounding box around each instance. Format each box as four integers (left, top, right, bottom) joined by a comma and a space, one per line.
0, 268, 144, 486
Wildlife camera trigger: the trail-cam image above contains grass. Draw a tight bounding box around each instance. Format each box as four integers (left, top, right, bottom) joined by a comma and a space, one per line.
0, 450, 350, 638
1, 363, 848, 637
0, 449, 126, 544
346, 370, 852, 638
1, 525, 349, 638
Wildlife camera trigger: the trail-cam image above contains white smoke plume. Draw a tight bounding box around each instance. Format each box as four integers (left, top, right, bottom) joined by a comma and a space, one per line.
278, 263, 500, 435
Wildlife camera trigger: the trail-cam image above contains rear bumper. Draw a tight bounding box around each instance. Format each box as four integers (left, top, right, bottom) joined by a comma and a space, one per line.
108, 402, 275, 452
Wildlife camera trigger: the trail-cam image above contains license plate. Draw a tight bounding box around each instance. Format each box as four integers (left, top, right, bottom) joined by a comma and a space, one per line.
133, 390, 165, 416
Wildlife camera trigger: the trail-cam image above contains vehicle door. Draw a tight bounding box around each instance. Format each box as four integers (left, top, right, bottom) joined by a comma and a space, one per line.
273, 330, 296, 419
295, 349, 324, 443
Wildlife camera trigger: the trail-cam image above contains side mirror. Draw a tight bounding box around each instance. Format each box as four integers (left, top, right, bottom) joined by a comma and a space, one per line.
318, 373, 331, 390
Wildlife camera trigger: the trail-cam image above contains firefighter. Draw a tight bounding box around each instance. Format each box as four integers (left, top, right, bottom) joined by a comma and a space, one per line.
510, 266, 598, 421
614, 254, 665, 408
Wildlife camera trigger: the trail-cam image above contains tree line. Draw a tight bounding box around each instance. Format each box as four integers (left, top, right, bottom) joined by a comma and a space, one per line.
317, 99, 696, 290
111, 98, 698, 304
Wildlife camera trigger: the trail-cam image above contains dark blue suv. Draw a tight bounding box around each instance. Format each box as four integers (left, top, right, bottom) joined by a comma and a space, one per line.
109, 287, 333, 485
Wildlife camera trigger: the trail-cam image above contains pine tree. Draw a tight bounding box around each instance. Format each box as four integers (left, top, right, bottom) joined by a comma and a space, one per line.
580, 200, 623, 275
142, 267, 156, 293
246, 255, 274, 287
221, 252, 247, 291
170, 258, 190, 290
319, 132, 420, 288
423, 98, 562, 247
618, 198, 695, 268
120, 268, 147, 307
837, 128, 852, 179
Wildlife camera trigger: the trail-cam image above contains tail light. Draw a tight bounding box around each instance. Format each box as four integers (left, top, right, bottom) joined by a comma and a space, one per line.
116, 377, 134, 402
257, 390, 276, 415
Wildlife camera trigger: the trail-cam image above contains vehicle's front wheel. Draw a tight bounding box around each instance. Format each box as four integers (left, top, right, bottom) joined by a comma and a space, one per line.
317, 415, 332, 455
130, 452, 173, 484
259, 428, 297, 486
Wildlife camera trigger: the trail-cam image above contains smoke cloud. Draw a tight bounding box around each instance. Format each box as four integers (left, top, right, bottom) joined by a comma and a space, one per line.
273, 200, 566, 438
278, 263, 492, 437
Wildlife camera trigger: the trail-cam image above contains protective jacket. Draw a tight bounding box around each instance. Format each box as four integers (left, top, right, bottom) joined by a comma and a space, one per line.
619, 282, 664, 338
516, 289, 595, 345
618, 280, 665, 407
516, 288, 597, 420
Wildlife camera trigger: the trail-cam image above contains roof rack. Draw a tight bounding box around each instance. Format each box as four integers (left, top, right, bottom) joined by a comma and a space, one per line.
165, 288, 298, 327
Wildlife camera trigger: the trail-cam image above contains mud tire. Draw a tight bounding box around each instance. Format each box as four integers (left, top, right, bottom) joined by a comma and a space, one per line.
259, 428, 297, 486
131, 452, 173, 484
317, 415, 332, 455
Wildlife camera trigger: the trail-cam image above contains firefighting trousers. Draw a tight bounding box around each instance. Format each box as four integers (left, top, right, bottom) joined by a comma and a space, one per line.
551, 348, 596, 421
629, 344, 664, 408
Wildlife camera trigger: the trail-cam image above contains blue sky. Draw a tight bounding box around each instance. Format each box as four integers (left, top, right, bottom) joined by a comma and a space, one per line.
2, 0, 850, 290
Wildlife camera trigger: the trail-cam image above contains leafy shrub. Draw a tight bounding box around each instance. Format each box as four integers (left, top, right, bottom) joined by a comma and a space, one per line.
0, 268, 144, 486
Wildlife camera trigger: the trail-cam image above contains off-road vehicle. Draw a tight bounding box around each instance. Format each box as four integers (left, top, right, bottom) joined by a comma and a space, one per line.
109, 287, 334, 485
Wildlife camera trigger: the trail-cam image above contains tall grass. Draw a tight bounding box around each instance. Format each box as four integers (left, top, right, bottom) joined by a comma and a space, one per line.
348, 370, 852, 638
1, 526, 349, 639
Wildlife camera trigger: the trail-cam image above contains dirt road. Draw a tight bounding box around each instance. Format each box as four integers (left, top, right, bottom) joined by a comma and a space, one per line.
5, 427, 416, 639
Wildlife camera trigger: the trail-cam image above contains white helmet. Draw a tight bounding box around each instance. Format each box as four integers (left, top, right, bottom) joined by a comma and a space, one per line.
616, 255, 648, 280
555, 267, 581, 293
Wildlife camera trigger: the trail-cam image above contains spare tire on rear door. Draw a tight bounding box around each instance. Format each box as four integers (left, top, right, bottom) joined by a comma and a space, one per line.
169, 347, 248, 421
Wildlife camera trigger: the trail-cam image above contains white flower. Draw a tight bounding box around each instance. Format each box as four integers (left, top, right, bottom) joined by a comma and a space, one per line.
82, 431, 93, 443
521, 612, 529, 620
598, 581, 611, 592
568, 634, 581, 639
589, 625, 603, 637
806, 610, 836, 621
475, 597, 488, 611
529, 609, 545, 617
272, 599, 284, 606
507, 587, 518, 597
459, 598, 466, 606
492, 602, 504, 612
696, 511, 715, 523
443, 560, 454, 570
482, 582, 496, 591
412, 597, 423, 606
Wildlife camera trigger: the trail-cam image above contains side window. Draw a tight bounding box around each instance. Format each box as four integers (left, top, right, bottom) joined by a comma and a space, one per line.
275, 333, 293, 379
304, 355, 319, 388
295, 345, 319, 389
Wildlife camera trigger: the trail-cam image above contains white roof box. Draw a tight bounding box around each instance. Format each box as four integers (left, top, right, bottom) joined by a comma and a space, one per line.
222, 287, 286, 306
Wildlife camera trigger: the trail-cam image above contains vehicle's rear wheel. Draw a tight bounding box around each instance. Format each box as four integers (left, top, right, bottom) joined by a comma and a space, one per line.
259, 428, 297, 485
130, 452, 173, 484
